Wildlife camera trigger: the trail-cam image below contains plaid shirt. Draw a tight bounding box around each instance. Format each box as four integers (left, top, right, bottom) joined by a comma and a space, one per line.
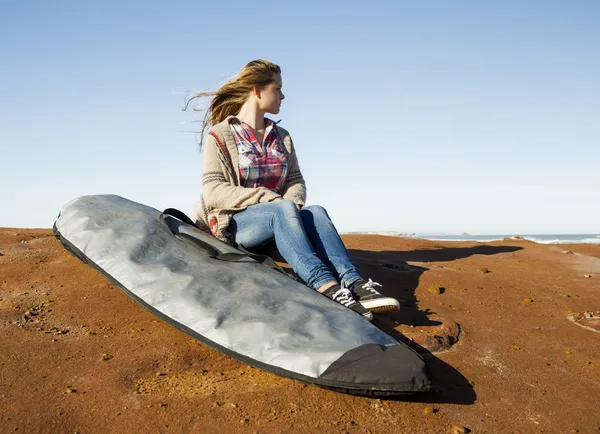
199, 117, 306, 242
228, 116, 288, 194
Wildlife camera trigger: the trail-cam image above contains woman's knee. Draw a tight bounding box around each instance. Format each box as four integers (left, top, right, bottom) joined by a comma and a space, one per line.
271, 199, 300, 221
301, 204, 329, 219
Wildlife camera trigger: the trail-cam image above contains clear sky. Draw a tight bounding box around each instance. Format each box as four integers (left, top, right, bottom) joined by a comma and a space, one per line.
1, 1, 599, 234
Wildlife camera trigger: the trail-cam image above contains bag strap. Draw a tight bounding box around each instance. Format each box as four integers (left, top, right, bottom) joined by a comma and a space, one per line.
163, 208, 196, 226
162, 208, 279, 269
209, 130, 232, 166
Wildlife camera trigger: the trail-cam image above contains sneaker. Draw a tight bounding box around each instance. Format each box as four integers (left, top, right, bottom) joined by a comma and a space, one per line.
322, 284, 373, 321
349, 278, 400, 314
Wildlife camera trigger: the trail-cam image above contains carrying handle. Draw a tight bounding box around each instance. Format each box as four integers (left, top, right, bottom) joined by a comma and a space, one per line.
162, 208, 301, 281
163, 208, 196, 226
161, 208, 279, 268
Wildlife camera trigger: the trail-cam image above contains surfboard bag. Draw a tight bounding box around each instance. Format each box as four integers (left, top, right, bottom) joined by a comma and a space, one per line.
53, 195, 431, 396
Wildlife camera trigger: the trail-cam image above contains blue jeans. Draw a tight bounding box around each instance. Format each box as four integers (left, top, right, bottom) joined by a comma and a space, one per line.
229, 200, 362, 290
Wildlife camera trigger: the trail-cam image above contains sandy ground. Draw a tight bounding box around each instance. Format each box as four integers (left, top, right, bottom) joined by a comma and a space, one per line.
1, 228, 599, 433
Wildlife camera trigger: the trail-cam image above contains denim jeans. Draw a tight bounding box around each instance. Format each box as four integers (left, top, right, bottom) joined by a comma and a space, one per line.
229, 200, 362, 290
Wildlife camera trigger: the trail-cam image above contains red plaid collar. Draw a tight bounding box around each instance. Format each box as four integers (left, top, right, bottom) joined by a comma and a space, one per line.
227, 116, 280, 128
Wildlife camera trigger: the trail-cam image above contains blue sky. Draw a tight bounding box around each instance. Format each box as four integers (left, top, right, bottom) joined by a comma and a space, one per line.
1, 1, 599, 234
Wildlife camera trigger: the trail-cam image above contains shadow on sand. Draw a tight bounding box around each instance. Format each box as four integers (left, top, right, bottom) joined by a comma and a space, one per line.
349, 245, 523, 404
346, 244, 523, 327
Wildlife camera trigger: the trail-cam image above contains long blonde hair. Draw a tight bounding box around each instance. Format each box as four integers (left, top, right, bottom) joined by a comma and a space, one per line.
184, 59, 281, 149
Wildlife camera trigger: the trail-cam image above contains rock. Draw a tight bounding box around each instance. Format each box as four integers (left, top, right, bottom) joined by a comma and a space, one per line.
449, 426, 470, 433
584, 274, 592, 278
394, 317, 461, 353
101, 353, 113, 361
523, 298, 534, 303
568, 311, 600, 333
479, 268, 491, 274
423, 407, 437, 414
428, 284, 445, 295
381, 262, 413, 272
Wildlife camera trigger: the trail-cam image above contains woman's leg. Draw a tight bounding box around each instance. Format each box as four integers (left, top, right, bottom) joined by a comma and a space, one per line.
229, 200, 338, 290
299, 205, 362, 287
300, 205, 400, 313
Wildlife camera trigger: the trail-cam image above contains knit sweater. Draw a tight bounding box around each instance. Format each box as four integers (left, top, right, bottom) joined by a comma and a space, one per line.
192, 117, 307, 244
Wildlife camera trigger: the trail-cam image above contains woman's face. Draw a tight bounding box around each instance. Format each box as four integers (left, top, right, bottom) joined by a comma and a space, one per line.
257, 74, 285, 114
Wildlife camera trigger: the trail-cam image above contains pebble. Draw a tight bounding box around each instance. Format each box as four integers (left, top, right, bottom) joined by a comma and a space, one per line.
449, 426, 470, 433
479, 268, 491, 274
428, 284, 444, 295
523, 298, 534, 303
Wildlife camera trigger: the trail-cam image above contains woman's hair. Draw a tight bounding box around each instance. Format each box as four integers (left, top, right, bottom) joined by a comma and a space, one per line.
183, 59, 281, 148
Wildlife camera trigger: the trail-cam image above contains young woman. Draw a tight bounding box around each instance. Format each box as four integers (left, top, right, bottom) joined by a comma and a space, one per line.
187, 59, 399, 321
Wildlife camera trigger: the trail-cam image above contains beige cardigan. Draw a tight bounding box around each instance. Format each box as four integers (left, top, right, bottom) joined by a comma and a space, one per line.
193, 117, 307, 244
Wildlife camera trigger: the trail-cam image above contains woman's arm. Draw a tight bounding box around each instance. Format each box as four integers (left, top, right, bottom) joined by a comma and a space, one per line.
282, 137, 307, 206
202, 135, 281, 210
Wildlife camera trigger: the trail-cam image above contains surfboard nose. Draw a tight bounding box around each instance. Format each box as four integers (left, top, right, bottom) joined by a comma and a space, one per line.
317, 343, 432, 396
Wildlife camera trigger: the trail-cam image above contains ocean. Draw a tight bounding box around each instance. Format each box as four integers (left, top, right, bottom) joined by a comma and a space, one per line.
344, 233, 600, 245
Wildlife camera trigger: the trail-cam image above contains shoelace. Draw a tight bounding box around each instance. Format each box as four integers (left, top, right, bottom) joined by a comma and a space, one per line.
361, 278, 383, 294
330, 287, 356, 308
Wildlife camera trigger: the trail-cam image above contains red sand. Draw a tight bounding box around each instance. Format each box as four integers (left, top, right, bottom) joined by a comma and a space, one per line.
1, 229, 599, 433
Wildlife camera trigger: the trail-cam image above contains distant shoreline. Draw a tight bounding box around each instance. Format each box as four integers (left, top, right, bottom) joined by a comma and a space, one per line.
342, 232, 600, 245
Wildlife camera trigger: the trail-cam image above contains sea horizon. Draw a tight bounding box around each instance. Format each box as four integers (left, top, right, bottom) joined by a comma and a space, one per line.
342, 232, 600, 245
